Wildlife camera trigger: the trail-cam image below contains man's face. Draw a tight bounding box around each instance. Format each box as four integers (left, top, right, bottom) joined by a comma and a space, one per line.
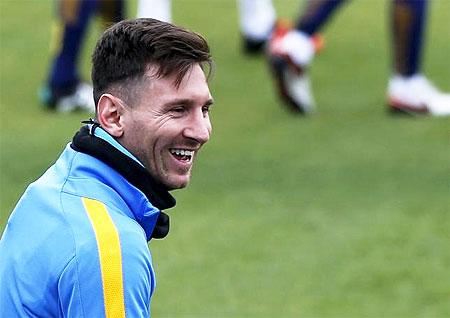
119, 64, 213, 190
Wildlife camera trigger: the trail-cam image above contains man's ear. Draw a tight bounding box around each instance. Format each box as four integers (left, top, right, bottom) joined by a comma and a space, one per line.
97, 94, 125, 138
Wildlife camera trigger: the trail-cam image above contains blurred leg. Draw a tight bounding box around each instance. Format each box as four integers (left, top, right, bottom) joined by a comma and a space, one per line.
391, 0, 427, 76
296, 0, 346, 35
237, 0, 276, 53
99, 0, 125, 27
387, 0, 450, 116
266, 0, 346, 114
136, 0, 172, 22
47, 0, 98, 98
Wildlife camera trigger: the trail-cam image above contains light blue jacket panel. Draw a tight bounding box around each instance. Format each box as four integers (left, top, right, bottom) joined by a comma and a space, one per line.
0, 143, 160, 317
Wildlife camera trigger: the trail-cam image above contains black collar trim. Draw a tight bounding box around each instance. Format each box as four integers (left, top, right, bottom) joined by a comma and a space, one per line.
71, 125, 176, 211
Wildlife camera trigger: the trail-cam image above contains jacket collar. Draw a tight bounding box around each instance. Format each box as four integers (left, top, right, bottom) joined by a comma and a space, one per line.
71, 124, 176, 239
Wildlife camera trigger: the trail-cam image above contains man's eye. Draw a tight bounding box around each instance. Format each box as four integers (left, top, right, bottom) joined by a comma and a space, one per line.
171, 107, 185, 113
202, 106, 210, 115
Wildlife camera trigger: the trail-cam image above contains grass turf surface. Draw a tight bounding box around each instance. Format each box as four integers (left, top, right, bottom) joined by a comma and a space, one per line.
1, 0, 449, 317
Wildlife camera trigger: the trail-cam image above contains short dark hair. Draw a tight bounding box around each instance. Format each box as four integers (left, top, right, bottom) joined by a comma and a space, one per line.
91, 18, 212, 106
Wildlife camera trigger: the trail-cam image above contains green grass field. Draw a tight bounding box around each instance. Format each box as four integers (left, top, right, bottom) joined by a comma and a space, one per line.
1, 1, 449, 317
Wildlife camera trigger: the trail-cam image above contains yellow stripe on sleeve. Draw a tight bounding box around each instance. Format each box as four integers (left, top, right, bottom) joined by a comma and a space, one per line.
82, 197, 126, 318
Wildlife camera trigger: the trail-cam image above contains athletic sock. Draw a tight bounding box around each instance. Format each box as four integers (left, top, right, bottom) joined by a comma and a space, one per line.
238, 0, 276, 42
137, 0, 172, 22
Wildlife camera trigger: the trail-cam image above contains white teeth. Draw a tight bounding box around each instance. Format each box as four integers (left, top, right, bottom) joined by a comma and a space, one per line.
170, 149, 194, 157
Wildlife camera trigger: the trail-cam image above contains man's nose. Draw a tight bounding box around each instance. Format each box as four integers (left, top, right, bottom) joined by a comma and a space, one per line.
183, 111, 211, 144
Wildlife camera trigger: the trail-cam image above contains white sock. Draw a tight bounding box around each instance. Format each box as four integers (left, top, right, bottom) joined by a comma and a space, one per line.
137, 0, 172, 22
282, 30, 315, 67
237, 0, 276, 41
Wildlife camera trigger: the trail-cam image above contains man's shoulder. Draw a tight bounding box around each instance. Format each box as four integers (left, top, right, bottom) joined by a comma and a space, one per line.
60, 193, 149, 249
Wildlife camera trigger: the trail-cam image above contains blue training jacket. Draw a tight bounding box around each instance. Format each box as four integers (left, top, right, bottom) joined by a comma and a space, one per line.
0, 125, 175, 317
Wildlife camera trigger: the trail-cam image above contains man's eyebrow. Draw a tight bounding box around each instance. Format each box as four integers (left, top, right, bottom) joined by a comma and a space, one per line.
164, 98, 214, 107
204, 98, 214, 107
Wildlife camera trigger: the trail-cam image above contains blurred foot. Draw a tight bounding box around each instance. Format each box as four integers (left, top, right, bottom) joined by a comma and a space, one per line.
40, 82, 95, 113
388, 75, 450, 116
242, 36, 267, 55
267, 21, 323, 114
268, 55, 315, 113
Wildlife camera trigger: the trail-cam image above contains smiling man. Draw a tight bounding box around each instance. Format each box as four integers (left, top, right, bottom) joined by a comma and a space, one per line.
0, 19, 213, 317
108, 64, 213, 190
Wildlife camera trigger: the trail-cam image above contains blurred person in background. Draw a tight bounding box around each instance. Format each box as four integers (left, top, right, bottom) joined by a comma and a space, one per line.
40, 0, 124, 112
238, 0, 450, 116
1, 18, 214, 316
40, 0, 172, 113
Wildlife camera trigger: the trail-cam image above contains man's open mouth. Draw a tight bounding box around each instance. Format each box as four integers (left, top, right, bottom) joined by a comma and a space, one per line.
170, 148, 194, 162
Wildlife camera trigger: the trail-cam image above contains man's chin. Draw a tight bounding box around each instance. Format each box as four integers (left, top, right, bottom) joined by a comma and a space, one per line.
164, 176, 190, 190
